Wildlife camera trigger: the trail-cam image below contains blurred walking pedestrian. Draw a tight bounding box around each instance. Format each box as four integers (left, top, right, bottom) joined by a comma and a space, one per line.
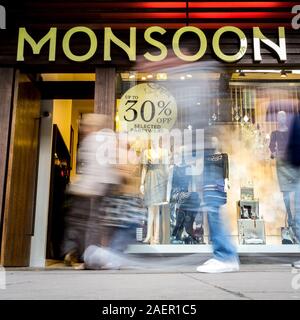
61, 113, 120, 266
286, 112, 300, 268
196, 136, 239, 273
83, 135, 145, 269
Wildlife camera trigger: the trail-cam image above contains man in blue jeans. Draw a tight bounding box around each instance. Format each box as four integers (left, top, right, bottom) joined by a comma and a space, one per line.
287, 114, 300, 269
197, 136, 239, 273
293, 181, 300, 268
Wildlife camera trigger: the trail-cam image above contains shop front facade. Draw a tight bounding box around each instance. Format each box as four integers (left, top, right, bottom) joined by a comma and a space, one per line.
0, 1, 300, 267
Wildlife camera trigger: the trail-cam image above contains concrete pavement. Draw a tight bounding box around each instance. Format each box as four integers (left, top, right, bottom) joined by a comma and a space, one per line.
0, 261, 300, 300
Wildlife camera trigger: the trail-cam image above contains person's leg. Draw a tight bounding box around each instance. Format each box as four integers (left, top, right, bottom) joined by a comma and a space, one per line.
143, 207, 154, 243
172, 208, 185, 239
283, 192, 294, 228
293, 180, 300, 241
84, 225, 137, 270
196, 205, 239, 273
61, 195, 91, 261
292, 179, 300, 268
109, 225, 137, 253
206, 206, 238, 262
184, 210, 195, 238
153, 206, 160, 244
83, 245, 124, 270
170, 199, 177, 233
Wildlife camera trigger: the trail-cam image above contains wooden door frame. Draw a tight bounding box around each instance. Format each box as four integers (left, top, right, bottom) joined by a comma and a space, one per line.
0, 68, 16, 262
0, 68, 16, 265
94, 67, 116, 129
0, 71, 41, 267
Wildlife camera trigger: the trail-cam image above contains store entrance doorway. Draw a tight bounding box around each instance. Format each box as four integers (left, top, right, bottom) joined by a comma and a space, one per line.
46, 99, 95, 264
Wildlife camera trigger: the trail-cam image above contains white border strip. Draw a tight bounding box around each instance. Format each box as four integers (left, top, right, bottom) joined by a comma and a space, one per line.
127, 244, 300, 254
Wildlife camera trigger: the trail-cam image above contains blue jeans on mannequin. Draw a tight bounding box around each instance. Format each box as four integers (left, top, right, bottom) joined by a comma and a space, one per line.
207, 206, 238, 261
283, 192, 295, 228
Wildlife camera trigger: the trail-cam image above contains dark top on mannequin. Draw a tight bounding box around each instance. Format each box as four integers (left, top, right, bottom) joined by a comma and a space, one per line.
269, 131, 289, 160
203, 150, 229, 186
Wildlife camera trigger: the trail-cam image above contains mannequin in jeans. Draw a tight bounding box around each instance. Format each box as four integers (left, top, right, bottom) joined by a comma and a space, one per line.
140, 140, 169, 244
270, 111, 297, 231
196, 136, 239, 273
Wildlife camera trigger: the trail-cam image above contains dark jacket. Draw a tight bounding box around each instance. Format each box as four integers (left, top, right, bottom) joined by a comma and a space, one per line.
287, 115, 300, 167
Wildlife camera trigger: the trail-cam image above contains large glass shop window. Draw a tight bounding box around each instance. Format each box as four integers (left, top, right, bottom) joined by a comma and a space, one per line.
116, 70, 300, 246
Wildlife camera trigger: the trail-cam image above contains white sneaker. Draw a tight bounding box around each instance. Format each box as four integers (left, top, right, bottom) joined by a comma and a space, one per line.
292, 260, 300, 269
196, 258, 240, 273
84, 245, 125, 270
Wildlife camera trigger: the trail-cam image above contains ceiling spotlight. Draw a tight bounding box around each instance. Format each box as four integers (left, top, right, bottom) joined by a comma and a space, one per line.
243, 115, 249, 123
180, 76, 185, 80
186, 74, 193, 78
147, 74, 153, 79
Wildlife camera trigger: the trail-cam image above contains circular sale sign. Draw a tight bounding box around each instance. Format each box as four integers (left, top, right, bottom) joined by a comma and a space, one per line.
118, 83, 177, 133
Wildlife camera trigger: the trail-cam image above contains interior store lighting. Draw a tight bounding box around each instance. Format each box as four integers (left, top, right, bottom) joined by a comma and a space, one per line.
156, 73, 168, 80
236, 69, 282, 73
